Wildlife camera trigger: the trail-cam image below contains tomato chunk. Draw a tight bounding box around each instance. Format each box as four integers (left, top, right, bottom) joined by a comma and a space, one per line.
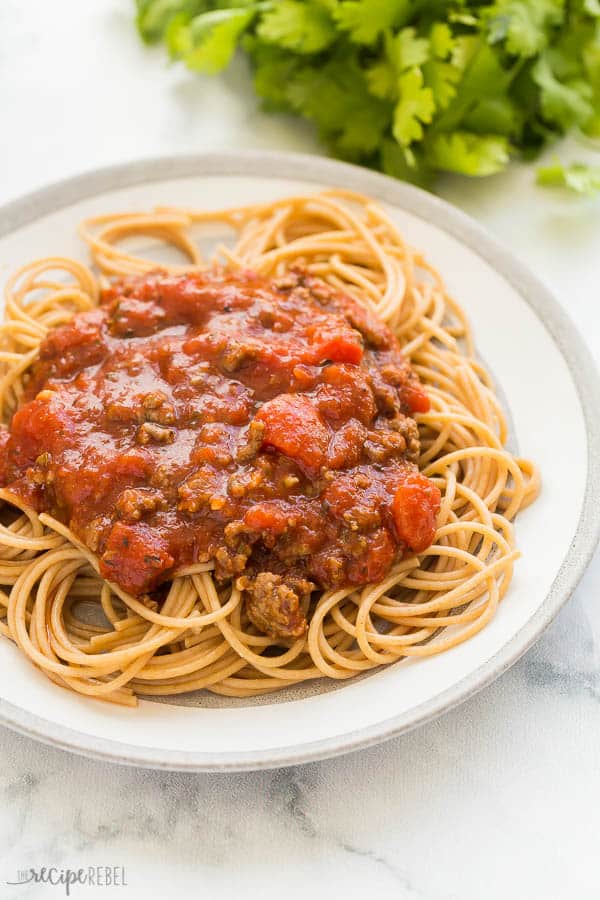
313, 329, 363, 365
255, 394, 329, 474
245, 501, 289, 535
37, 310, 107, 378
402, 381, 430, 414
100, 522, 174, 595
109, 297, 166, 337
392, 472, 441, 553
9, 396, 72, 470
347, 528, 395, 583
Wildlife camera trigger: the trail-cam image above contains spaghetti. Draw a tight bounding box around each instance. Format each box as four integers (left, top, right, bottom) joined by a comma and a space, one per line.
0, 191, 539, 705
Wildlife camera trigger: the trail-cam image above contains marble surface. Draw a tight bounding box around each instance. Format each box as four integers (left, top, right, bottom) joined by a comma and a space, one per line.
1, 2, 599, 897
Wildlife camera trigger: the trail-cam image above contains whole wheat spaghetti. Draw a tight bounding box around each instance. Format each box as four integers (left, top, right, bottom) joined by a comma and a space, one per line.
0, 191, 539, 705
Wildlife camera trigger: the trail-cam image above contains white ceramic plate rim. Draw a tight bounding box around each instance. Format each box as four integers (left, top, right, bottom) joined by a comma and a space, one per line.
0, 151, 598, 772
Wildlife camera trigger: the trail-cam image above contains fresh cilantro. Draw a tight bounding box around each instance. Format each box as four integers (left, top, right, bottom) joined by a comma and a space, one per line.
334, 0, 411, 45
423, 60, 461, 110
136, 0, 208, 43
426, 131, 511, 175
391, 28, 430, 70
285, 51, 391, 157
537, 159, 600, 193
135, 0, 600, 192
486, 0, 564, 58
366, 59, 398, 100
245, 38, 301, 110
365, 28, 431, 101
257, 1, 337, 53
167, 7, 256, 72
532, 54, 594, 130
463, 95, 523, 136
380, 138, 431, 187
393, 68, 436, 147
429, 22, 454, 60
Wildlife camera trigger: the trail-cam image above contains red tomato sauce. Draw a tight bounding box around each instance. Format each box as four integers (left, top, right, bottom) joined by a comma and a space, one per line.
0, 268, 440, 639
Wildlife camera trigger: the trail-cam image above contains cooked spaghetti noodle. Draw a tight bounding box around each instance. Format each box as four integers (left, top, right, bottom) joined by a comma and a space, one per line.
0, 191, 539, 705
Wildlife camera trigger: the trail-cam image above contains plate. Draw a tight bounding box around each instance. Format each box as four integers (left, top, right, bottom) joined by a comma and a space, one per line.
0, 151, 598, 771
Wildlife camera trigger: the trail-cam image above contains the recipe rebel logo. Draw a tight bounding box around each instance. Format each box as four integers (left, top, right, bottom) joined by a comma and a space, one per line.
6, 866, 128, 894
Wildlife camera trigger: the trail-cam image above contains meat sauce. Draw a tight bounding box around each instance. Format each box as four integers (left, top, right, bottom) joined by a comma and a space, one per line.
0, 269, 441, 639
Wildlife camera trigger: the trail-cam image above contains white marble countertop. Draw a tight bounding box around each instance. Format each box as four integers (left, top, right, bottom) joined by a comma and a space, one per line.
1, 2, 599, 898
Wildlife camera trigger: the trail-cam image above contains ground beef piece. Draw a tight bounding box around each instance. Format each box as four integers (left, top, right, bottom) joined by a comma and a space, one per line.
214, 545, 250, 579
177, 466, 226, 513
390, 415, 420, 462
363, 427, 408, 463
220, 339, 259, 373
116, 487, 166, 521
240, 572, 313, 640
236, 420, 265, 463
368, 367, 401, 415
140, 391, 176, 425
136, 421, 176, 445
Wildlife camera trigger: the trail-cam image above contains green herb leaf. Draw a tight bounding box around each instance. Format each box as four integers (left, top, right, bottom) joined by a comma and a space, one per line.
168, 7, 256, 73
423, 59, 461, 110
391, 28, 430, 70
537, 159, 600, 193
426, 131, 511, 175
334, 0, 411, 45
393, 68, 436, 146
486, 0, 564, 58
366, 58, 398, 99
532, 54, 594, 130
380, 138, 431, 186
429, 22, 454, 60
285, 51, 391, 155
257, 1, 337, 53
136, 0, 208, 43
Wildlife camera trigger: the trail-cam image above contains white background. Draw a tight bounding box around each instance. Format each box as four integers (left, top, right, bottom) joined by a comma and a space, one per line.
1, 2, 599, 898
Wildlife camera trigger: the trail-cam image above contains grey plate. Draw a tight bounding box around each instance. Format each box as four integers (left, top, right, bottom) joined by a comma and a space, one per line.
0, 151, 599, 771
